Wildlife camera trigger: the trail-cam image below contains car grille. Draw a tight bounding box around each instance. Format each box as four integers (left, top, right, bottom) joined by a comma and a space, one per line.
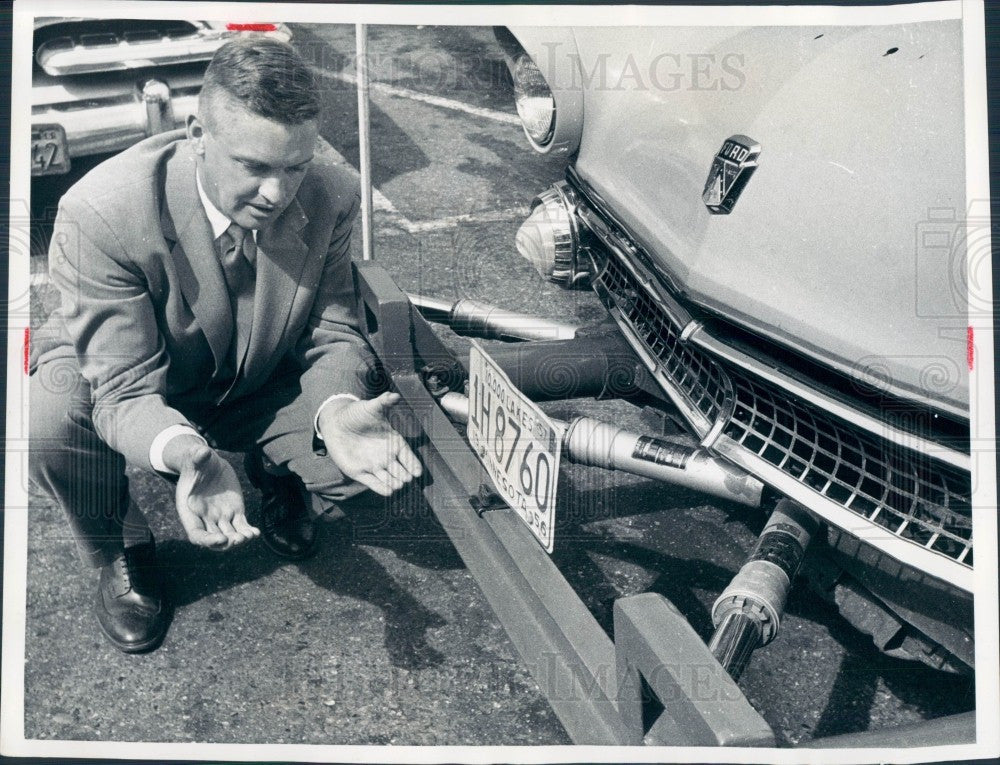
34, 20, 208, 76
594, 245, 973, 569
35, 20, 201, 52
606, 265, 731, 427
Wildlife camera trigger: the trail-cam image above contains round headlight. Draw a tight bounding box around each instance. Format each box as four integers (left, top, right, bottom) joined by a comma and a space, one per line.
512, 54, 555, 145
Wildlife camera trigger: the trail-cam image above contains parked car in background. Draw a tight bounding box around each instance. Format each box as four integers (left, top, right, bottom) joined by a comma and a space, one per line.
30, 17, 291, 177
500, 21, 975, 675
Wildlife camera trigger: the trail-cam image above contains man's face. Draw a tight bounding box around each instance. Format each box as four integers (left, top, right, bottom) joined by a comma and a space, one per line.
188, 94, 318, 230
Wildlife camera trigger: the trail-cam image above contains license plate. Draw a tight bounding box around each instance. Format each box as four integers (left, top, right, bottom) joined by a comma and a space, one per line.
31, 124, 70, 176
467, 341, 562, 552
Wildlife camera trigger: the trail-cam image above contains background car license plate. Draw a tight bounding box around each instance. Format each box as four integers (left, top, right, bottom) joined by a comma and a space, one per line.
31, 124, 70, 176
467, 341, 562, 552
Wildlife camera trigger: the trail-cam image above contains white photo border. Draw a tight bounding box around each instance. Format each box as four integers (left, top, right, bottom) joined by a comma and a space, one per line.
3, 1, 996, 762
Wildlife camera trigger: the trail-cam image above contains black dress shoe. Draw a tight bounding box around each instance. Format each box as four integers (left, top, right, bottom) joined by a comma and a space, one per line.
95, 543, 169, 653
245, 452, 319, 560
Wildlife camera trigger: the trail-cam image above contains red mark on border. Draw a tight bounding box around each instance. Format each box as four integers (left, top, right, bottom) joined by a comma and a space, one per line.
967, 326, 974, 371
226, 23, 278, 32
23, 328, 30, 374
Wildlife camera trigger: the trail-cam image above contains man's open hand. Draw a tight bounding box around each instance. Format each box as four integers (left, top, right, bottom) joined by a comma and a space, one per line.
317, 391, 423, 496
174, 444, 259, 549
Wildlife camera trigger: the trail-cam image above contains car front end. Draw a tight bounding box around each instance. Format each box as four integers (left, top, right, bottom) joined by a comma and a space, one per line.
500, 20, 974, 674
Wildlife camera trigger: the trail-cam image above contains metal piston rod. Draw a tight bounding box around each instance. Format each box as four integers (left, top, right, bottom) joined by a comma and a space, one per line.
409, 292, 579, 341
709, 499, 819, 680
437, 391, 763, 508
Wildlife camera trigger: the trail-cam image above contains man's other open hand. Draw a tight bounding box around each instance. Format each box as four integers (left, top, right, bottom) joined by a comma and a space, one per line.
175, 444, 259, 549
317, 392, 423, 496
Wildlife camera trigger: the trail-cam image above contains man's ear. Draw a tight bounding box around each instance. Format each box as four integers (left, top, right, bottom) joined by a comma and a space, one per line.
187, 114, 206, 156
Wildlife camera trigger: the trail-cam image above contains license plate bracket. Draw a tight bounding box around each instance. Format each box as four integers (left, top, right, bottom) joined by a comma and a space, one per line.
466, 341, 562, 552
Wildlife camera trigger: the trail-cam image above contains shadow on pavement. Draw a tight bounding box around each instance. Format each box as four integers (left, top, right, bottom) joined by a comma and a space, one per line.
155, 480, 463, 671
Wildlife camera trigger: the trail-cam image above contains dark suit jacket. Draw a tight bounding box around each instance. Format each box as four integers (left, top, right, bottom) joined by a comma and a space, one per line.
32, 130, 374, 473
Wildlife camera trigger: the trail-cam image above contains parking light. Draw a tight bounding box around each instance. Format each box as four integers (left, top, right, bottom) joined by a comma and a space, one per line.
515, 182, 589, 288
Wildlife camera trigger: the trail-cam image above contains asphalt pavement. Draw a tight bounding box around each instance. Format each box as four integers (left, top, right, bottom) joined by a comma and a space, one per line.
18, 23, 975, 750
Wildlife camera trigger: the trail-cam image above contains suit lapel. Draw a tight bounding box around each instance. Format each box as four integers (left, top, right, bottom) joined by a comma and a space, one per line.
161, 143, 233, 375
239, 196, 310, 387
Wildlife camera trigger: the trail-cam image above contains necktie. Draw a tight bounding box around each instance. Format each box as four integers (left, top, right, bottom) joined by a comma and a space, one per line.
217, 223, 256, 382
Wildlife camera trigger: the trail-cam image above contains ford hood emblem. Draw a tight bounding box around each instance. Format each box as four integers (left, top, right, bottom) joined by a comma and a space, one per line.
702, 135, 761, 214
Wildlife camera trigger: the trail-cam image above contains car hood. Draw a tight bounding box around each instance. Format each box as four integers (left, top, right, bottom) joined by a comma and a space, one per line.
569, 21, 968, 415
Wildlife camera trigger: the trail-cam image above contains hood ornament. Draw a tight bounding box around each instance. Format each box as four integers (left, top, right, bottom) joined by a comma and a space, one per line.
702, 135, 761, 214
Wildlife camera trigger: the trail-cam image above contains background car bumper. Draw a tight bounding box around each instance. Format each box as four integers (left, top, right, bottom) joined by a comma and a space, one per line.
31, 69, 202, 170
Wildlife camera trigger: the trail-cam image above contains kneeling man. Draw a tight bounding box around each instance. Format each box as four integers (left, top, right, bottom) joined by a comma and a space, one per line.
29, 37, 421, 653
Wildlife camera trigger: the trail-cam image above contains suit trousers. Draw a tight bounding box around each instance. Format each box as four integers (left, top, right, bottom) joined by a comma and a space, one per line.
29, 355, 363, 568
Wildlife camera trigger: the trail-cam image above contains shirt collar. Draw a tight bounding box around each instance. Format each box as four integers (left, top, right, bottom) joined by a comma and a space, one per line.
195, 170, 232, 241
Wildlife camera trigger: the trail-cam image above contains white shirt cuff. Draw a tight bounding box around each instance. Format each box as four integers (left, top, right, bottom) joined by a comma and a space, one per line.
149, 424, 207, 474
314, 393, 361, 441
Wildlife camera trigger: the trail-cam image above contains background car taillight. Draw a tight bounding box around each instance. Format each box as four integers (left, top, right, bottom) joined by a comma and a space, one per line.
226, 23, 279, 32
511, 53, 555, 145
202, 21, 292, 42
515, 182, 590, 289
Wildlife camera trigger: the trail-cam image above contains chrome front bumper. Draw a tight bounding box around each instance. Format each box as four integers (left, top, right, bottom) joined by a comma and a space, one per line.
31, 69, 203, 167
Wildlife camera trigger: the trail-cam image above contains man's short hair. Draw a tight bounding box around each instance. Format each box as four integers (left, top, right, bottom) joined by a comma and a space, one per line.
199, 36, 320, 130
